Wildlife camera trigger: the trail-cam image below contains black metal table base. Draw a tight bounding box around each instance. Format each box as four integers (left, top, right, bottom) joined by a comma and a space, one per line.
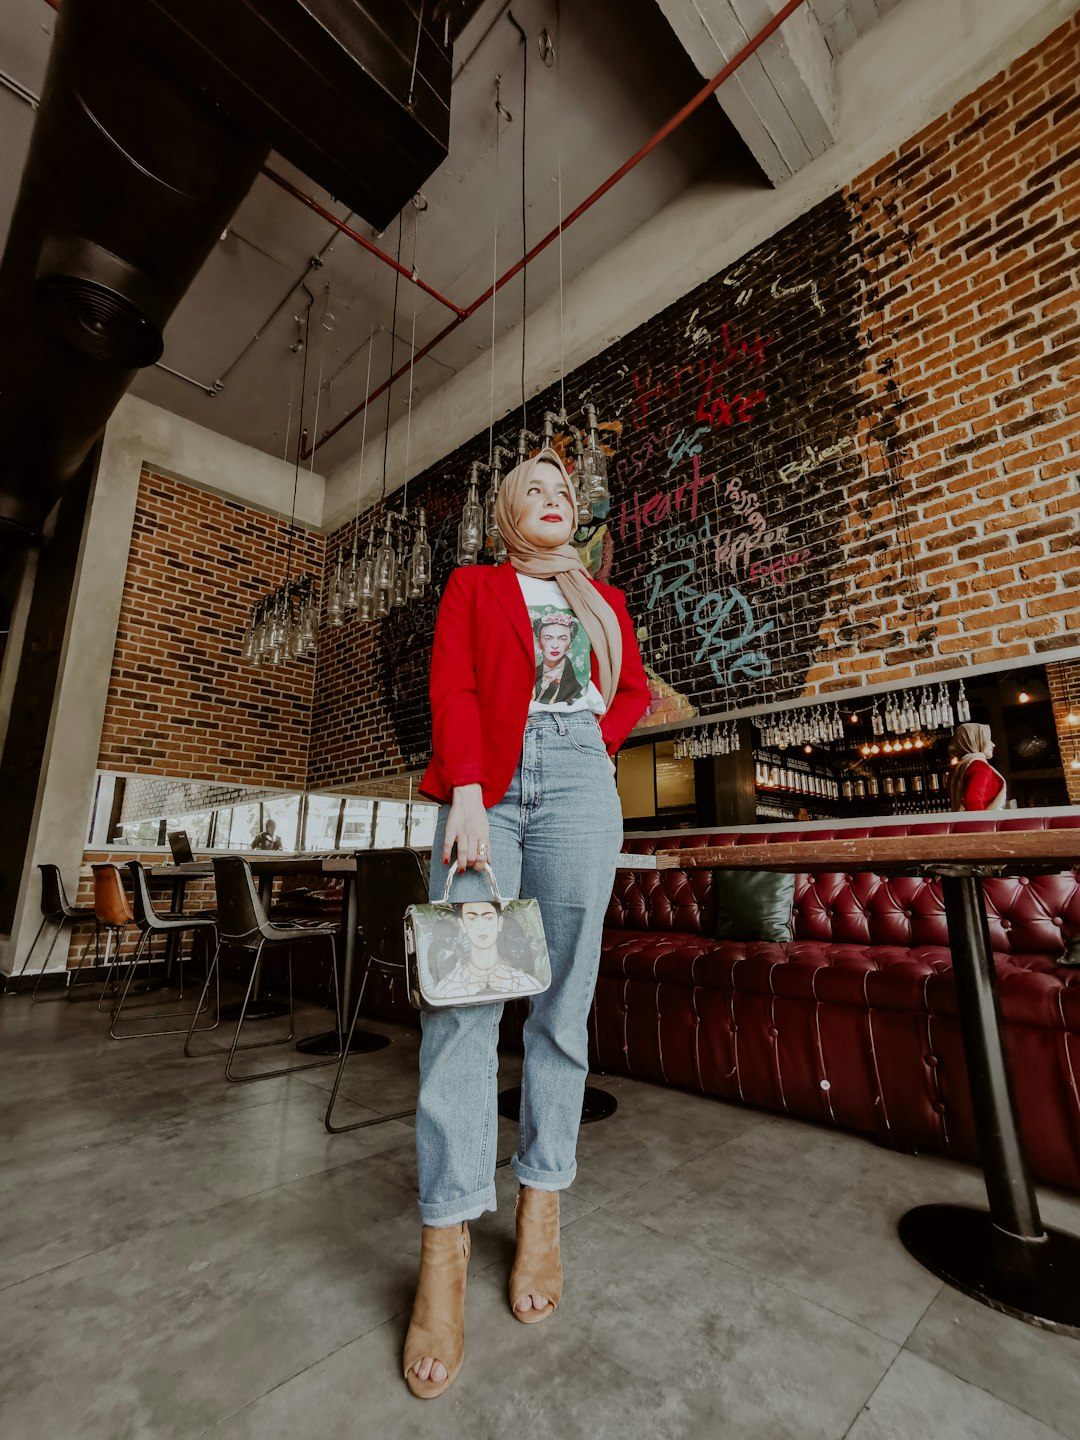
896, 868, 1080, 1335
900, 1204, 1080, 1336
296, 1028, 390, 1056
497, 1084, 617, 1125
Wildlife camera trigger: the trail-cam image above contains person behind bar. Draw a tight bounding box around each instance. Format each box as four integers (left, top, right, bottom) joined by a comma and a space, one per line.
404, 447, 650, 1399
250, 817, 282, 850
948, 722, 1007, 811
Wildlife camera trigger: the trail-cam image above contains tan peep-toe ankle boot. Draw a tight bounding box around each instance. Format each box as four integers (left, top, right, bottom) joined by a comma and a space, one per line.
403, 1221, 471, 1399
509, 1186, 563, 1323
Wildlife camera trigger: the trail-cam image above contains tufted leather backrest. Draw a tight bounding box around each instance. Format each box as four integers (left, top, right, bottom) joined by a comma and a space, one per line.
609, 817, 1080, 955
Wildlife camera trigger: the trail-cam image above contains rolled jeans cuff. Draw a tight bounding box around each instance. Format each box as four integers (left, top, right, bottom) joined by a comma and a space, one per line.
511, 1156, 577, 1191
418, 1179, 497, 1228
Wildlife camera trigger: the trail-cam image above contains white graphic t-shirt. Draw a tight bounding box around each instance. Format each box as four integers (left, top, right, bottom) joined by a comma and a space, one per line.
518, 575, 606, 716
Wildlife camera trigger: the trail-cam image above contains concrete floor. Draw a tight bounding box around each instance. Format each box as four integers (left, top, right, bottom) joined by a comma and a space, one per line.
3, 992, 1080, 1440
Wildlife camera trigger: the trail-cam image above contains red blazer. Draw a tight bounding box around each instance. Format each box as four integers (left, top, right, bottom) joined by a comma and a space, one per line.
419, 562, 652, 808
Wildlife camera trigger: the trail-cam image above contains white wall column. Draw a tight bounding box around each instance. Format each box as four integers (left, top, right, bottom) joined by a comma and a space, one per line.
1, 395, 326, 978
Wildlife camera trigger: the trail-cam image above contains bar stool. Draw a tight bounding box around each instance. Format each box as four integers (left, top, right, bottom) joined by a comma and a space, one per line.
324, 848, 422, 1134
7, 864, 98, 999
184, 856, 343, 1083
109, 861, 219, 1040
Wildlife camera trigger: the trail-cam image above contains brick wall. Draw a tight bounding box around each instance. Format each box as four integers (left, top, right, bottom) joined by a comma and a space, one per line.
308, 17, 1080, 792
119, 776, 281, 823
823, 17, 1080, 691
1047, 659, 1080, 803
97, 469, 324, 789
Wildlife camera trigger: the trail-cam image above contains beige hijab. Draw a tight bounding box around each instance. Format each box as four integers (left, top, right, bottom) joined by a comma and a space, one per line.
494, 447, 622, 708
948, 722, 1006, 810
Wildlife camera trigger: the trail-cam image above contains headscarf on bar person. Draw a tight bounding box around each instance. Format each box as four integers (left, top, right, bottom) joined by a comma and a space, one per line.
494, 447, 622, 710
948, 721, 1006, 811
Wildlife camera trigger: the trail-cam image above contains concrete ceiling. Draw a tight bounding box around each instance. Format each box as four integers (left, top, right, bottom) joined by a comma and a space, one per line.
0, 0, 902, 485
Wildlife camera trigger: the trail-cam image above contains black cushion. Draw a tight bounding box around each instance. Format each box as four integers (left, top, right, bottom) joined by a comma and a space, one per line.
1059, 935, 1080, 967
714, 870, 795, 943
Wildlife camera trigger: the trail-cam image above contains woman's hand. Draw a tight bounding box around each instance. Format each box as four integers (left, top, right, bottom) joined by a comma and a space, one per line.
444, 783, 491, 871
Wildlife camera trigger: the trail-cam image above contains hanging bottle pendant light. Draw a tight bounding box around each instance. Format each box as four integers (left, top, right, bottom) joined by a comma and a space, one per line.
343, 545, 359, 610
374, 514, 397, 593
457, 460, 484, 564
327, 549, 346, 627
409, 508, 431, 594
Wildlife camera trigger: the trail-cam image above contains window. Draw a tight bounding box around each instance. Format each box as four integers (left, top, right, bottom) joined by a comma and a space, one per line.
407, 802, 439, 849
341, 798, 375, 849
373, 801, 408, 848
302, 795, 343, 851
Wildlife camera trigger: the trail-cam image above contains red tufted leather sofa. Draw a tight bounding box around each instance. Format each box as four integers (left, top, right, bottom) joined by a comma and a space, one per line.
593, 815, 1080, 1191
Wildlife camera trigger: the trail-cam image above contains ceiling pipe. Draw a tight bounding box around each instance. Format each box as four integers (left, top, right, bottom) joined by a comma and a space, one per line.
306, 0, 809, 461
261, 166, 468, 318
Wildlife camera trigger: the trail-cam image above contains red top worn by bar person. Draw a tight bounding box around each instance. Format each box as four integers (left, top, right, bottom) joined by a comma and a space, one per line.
961, 758, 1006, 811
420, 562, 651, 809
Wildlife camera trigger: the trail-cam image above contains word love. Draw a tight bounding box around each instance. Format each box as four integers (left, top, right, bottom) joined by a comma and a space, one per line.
778, 435, 854, 484
629, 326, 771, 429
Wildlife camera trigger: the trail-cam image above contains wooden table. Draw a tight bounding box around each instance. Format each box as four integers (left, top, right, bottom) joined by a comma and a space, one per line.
655, 829, 1080, 1336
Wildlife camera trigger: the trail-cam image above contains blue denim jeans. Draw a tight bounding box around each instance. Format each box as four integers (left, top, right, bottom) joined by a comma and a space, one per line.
415, 711, 624, 1227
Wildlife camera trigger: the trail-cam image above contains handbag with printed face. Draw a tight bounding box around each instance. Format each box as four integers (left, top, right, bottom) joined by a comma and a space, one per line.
404, 864, 551, 1010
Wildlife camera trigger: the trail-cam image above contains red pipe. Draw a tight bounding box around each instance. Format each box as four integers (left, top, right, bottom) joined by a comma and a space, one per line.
261, 167, 468, 318
307, 0, 808, 460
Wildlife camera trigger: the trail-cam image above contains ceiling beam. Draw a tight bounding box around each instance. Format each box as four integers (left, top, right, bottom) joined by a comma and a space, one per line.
653, 0, 836, 184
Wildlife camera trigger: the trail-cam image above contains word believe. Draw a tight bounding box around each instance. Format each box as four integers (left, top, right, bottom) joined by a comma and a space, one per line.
777, 435, 855, 484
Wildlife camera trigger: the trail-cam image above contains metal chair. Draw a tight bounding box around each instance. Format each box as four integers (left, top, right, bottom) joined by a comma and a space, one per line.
184, 855, 342, 1083
324, 848, 423, 1134
7, 864, 98, 999
58, 864, 137, 1007
109, 861, 220, 1040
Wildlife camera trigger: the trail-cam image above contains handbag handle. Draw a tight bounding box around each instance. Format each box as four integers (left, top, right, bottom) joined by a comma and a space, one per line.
440, 861, 506, 906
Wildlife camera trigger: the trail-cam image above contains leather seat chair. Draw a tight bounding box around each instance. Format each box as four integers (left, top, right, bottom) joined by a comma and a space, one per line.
7, 864, 98, 1000
323, 848, 423, 1134
184, 855, 343, 1083
62, 863, 138, 1009
108, 860, 220, 1040
592, 817, 1080, 1192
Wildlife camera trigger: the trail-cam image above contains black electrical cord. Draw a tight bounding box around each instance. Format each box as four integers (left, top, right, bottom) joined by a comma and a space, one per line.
285, 291, 314, 586
380, 214, 405, 503
508, 9, 528, 429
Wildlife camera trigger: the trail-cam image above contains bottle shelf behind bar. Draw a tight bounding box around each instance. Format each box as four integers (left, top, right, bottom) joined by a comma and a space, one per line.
753, 745, 952, 822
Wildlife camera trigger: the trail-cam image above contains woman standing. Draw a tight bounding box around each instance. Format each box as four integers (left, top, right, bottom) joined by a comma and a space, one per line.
404, 447, 650, 1398
948, 722, 1007, 810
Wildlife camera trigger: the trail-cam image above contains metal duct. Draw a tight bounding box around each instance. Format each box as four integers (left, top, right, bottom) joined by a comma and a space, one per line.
0, 0, 460, 565
0, 0, 269, 558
